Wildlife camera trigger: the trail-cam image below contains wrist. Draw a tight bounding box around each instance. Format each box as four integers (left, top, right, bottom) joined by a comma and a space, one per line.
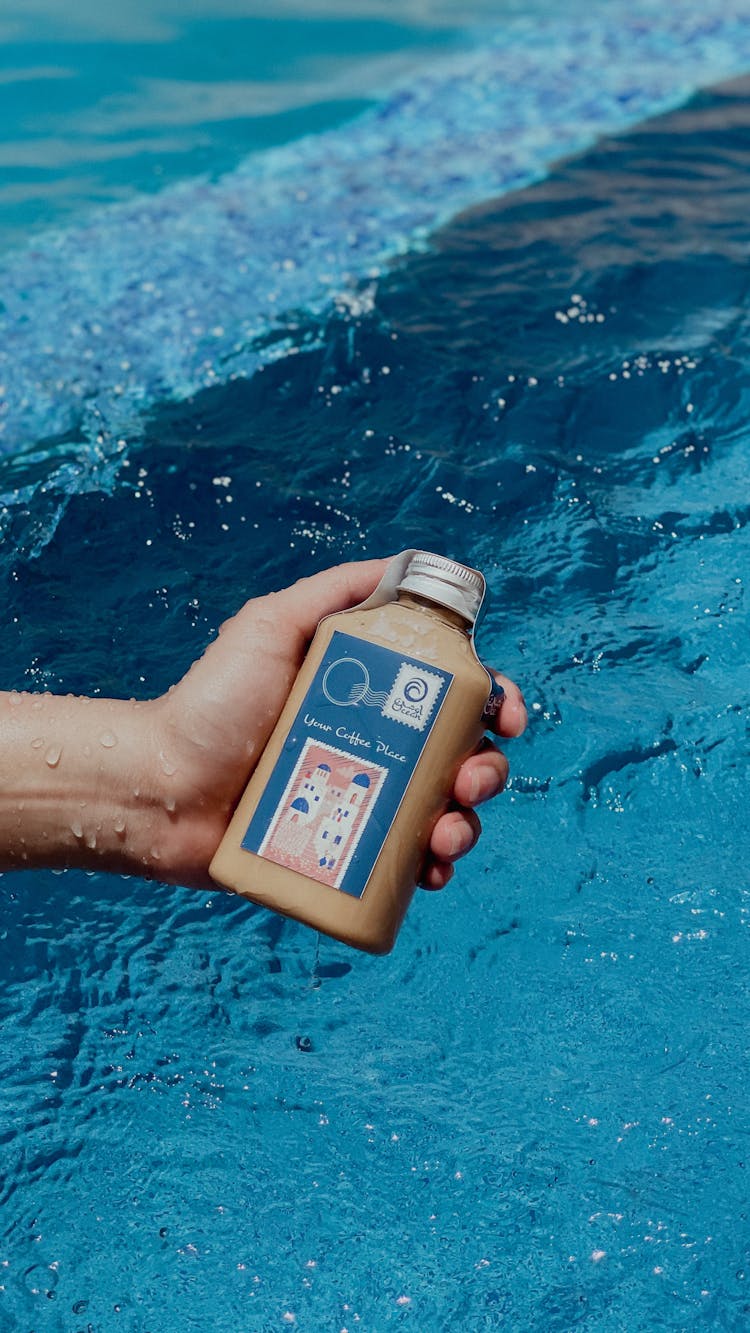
0, 691, 168, 880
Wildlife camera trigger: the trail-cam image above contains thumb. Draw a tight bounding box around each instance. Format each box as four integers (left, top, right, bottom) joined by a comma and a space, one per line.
184, 558, 389, 701
262, 558, 389, 655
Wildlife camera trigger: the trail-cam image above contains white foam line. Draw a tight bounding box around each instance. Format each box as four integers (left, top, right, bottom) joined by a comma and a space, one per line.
2, 0, 750, 454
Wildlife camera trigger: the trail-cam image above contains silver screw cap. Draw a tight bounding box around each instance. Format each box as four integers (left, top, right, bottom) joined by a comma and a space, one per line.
397, 551, 484, 623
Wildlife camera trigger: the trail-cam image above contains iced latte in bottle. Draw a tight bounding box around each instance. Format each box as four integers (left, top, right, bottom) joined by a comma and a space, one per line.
209, 551, 499, 953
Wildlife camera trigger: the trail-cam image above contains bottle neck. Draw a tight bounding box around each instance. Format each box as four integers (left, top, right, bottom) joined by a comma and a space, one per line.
396, 590, 473, 635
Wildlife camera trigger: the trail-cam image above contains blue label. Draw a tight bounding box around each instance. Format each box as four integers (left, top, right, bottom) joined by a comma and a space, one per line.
242, 631, 453, 898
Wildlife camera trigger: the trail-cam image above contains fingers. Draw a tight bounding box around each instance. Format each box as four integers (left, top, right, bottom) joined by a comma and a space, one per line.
485, 670, 527, 739
429, 806, 482, 864
420, 859, 455, 891
421, 807, 480, 892
453, 741, 509, 808
422, 738, 514, 891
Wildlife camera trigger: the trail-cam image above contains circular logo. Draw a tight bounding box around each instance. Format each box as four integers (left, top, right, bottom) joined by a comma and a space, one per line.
403, 676, 429, 703
322, 656, 370, 706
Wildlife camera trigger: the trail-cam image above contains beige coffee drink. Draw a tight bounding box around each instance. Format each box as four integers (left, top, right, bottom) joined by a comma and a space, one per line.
209, 552, 499, 953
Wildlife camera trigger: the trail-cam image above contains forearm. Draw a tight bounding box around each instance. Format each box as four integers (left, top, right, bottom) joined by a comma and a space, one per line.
0, 690, 166, 877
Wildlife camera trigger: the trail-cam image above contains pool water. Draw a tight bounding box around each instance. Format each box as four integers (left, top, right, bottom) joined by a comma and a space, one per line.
1, 4, 749, 1331
0, 2, 481, 250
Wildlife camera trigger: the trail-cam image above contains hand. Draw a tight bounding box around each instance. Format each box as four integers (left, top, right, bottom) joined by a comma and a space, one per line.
0, 558, 526, 892
153, 559, 527, 891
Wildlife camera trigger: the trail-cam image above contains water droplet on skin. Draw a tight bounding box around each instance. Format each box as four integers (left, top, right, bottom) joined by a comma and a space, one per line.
164, 795, 176, 814
44, 745, 62, 767
100, 730, 117, 748
113, 815, 126, 834
8, 691, 22, 706
31, 737, 44, 749
150, 848, 161, 861
159, 751, 177, 776
70, 820, 83, 839
85, 831, 97, 850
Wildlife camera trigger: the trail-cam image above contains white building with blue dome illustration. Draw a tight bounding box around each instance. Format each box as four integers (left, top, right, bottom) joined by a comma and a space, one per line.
313, 771, 371, 870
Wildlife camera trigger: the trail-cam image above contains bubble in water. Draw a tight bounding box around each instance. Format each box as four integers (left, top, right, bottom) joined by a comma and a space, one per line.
44, 745, 62, 767
23, 1262, 59, 1296
295, 1035, 313, 1053
99, 730, 117, 748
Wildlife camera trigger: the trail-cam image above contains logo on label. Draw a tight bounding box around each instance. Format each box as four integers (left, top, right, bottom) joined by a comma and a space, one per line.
322, 656, 390, 708
381, 662, 446, 731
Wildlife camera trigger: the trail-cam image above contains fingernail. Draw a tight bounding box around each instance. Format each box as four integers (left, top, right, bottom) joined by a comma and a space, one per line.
449, 821, 478, 858
448, 823, 467, 857
469, 764, 504, 804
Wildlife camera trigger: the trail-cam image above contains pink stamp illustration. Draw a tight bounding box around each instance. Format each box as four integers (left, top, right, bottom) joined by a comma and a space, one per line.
258, 740, 387, 890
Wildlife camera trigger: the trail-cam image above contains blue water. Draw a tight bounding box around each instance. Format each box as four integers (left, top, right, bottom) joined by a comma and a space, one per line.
1, 4, 750, 1330
0, 3, 477, 250
7, 2, 750, 457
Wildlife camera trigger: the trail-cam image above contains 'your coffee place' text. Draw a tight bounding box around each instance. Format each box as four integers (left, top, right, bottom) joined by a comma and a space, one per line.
303, 713, 406, 763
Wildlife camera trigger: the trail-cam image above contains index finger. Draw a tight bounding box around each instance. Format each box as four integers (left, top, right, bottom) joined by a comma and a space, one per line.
485, 670, 527, 738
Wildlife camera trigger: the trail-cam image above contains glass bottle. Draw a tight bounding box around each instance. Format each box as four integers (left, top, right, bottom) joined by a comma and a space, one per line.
209, 552, 498, 953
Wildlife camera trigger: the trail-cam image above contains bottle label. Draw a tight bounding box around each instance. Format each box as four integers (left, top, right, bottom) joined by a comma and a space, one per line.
242, 631, 453, 899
